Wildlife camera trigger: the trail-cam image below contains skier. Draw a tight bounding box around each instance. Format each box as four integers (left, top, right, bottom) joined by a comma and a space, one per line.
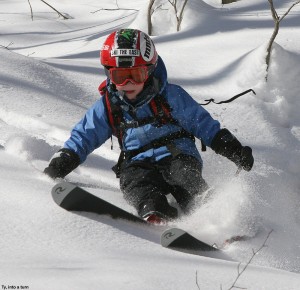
44, 28, 254, 223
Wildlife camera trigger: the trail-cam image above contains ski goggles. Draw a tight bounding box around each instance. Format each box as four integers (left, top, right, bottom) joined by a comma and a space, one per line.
108, 65, 154, 86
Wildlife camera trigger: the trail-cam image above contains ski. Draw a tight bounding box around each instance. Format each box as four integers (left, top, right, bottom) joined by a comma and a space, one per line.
52, 182, 235, 261
51, 181, 147, 224
161, 228, 234, 261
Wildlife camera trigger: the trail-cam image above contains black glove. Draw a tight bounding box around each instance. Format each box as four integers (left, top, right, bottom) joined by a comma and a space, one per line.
211, 129, 254, 172
44, 148, 80, 179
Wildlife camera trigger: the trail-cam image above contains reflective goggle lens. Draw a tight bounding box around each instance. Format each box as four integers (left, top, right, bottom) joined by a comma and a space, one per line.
109, 66, 149, 86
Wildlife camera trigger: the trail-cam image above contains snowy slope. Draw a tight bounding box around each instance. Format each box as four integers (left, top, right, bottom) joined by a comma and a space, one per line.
0, 0, 300, 289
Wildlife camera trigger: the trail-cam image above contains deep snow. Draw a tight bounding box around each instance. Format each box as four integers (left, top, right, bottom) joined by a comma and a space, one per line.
0, 0, 300, 289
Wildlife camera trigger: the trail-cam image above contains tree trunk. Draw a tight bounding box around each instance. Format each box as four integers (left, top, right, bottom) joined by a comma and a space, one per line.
177, 0, 188, 31
266, 20, 279, 71
148, 0, 155, 35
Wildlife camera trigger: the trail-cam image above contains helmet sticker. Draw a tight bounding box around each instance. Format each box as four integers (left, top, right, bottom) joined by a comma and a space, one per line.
101, 44, 110, 51
119, 29, 135, 41
140, 32, 155, 62
117, 29, 138, 49
114, 29, 139, 67
111, 49, 140, 57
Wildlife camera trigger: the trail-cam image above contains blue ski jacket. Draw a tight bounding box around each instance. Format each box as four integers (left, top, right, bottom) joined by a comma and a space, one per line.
64, 56, 221, 167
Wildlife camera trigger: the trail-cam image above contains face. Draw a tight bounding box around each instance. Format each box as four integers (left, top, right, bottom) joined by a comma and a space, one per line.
116, 81, 144, 100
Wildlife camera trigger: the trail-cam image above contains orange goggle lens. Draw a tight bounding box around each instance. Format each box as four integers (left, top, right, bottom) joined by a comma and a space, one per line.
109, 66, 149, 86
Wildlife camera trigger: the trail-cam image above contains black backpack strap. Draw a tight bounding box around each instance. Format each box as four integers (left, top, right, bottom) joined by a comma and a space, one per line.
111, 150, 127, 178
125, 129, 195, 160
149, 94, 206, 151
112, 128, 196, 178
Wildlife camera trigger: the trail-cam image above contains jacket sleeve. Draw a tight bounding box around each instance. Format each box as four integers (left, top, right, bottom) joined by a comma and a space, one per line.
166, 84, 221, 147
63, 97, 112, 163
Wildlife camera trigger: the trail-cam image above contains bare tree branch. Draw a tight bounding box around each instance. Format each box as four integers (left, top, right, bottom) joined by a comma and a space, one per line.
168, 0, 179, 28
266, 0, 280, 74
265, 0, 300, 80
148, 0, 156, 36
91, 0, 138, 14
195, 270, 200, 290
178, 0, 188, 31
152, 4, 165, 15
268, 0, 279, 21
27, 0, 33, 21
91, 8, 138, 14
168, 0, 188, 31
40, 0, 70, 19
196, 230, 273, 290
227, 230, 273, 290
280, 0, 300, 22
0, 42, 13, 49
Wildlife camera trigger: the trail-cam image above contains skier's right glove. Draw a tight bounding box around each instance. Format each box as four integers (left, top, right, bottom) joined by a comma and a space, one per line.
211, 128, 254, 172
44, 148, 80, 179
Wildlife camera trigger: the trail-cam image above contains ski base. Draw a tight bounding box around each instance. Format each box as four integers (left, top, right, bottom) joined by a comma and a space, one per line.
52, 181, 147, 224
161, 228, 234, 261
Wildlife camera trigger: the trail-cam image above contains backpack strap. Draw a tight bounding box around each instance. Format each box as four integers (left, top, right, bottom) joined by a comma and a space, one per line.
149, 94, 206, 151
104, 93, 125, 147
100, 80, 124, 147
116, 94, 178, 130
149, 94, 178, 126
112, 129, 195, 178
124, 129, 195, 160
98, 80, 107, 96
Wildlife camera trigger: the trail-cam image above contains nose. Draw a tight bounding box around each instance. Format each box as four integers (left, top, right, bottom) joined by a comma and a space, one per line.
122, 79, 135, 85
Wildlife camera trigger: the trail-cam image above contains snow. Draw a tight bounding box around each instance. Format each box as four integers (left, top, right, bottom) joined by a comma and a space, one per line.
0, 0, 300, 289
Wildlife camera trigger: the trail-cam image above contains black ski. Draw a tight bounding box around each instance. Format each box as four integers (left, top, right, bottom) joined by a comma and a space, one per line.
51, 181, 147, 224
161, 228, 234, 261
52, 182, 234, 261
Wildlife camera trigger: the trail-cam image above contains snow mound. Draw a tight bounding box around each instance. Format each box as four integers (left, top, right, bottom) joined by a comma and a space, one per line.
130, 0, 218, 35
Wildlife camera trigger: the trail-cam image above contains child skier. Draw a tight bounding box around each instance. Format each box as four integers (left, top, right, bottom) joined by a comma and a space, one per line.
44, 29, 254, 223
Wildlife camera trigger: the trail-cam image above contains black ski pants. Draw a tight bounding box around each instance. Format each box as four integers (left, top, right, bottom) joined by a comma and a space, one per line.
120, 154, 208, 219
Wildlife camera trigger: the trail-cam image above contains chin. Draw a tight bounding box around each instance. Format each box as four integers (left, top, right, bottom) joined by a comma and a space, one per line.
124, 91, 138, 98
127, 94, 138, 100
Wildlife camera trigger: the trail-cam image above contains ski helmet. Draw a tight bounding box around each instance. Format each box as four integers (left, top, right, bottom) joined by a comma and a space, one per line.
100, 29, 158, 68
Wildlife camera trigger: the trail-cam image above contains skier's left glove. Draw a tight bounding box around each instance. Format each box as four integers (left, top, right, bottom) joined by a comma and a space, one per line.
211, 128, 254, 172
44, 148, 80, 179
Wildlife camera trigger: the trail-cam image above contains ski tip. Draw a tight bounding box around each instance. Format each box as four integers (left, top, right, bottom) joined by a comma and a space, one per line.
161, 228, 186, 248
51, 181, 77, 206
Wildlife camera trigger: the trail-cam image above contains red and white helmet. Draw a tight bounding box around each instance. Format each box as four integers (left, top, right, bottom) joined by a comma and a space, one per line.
100, 29, 158, 68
